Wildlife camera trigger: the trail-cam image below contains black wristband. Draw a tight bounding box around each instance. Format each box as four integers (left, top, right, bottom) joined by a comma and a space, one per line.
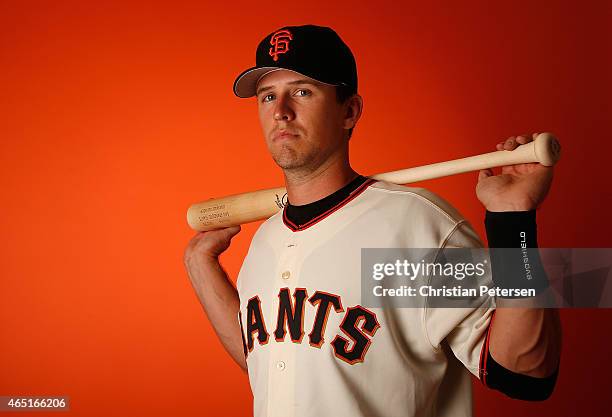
484, 210, 549, 297
485, 210, 538, 248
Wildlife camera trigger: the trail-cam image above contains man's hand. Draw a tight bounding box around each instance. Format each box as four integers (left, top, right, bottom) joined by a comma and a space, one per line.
476, 133, 554, 212
184, 226, 241, 267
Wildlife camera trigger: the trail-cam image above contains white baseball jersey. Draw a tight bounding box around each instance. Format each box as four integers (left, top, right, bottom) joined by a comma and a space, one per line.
236, 179, 496, 417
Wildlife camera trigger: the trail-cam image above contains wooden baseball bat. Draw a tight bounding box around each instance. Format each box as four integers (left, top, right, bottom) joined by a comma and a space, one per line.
187, 133, 561, 232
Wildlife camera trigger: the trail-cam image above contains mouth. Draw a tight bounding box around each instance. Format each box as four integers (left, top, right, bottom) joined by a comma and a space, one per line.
273, 130, 299, 141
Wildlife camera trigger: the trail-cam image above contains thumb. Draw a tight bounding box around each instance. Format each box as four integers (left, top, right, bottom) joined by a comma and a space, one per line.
478, 169, 493, 182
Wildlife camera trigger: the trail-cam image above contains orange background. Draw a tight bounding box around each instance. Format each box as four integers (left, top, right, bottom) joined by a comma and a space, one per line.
1, 1, 611, 416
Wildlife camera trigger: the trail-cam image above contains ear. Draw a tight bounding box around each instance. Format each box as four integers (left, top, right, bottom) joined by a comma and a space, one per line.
342, 94, 363, 130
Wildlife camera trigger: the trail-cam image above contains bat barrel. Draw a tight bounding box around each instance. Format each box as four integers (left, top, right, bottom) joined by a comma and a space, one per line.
187, 187, 288, 232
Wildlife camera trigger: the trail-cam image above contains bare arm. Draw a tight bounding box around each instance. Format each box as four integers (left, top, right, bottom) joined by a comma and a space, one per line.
489, 303, 561, 377
184, 226, 247, 372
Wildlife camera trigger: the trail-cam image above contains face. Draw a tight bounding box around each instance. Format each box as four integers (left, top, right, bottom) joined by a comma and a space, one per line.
255, 70, 351, 172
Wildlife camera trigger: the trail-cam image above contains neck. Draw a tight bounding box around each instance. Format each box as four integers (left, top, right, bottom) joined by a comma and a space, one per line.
283, 152, 358, 206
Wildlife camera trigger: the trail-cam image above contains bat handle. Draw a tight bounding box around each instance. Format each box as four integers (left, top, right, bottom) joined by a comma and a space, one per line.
534, 132, 561, 166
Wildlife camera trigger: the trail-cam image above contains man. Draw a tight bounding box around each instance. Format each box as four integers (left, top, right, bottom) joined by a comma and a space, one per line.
184, 25, 561, 417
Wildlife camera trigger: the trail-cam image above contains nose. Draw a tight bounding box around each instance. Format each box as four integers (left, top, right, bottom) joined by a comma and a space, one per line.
273, 95, 295, 122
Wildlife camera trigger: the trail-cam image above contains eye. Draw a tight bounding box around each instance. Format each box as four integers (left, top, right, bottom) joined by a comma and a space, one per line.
295, 89, 311, 97
261, 93, 275, 103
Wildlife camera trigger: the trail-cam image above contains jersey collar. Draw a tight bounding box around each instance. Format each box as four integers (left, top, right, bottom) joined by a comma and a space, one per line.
282, 176, 376, 232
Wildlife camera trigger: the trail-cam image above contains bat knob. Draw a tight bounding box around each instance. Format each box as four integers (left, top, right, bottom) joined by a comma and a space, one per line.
534, 132, 561, 166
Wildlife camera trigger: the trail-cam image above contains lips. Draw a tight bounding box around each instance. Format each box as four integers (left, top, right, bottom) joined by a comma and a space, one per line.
273, 130, 299, 140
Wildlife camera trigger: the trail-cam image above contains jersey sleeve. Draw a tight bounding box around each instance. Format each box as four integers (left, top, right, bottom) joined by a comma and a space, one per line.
423, 220, 496, 379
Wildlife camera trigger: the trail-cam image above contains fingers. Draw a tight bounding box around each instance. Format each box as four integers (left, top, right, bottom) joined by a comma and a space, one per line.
498, 136, 518, 151
515, 135, 528, 145
203, 225, 241, 239
225, 225, 242, 239
188, 225, 241, 246
496, 133, 538, 151
478, 168, 493, 181
185, 225, 242, 261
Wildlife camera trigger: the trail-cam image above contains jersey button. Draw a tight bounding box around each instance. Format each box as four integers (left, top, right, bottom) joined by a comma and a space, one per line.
281, 271, 291, 280
276, 361, 286, 371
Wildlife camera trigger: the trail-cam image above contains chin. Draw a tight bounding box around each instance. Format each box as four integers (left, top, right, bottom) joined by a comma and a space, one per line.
270, 143, 320, 171
272, 153, 313, 171
271, 146, 298, 168
274, 158, 304, 170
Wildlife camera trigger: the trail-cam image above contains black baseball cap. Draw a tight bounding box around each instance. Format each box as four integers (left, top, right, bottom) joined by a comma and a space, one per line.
232, 25, 358, 98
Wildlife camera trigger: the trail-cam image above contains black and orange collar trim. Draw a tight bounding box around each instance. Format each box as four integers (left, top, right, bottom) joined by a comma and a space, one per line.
282, 178, 377, 232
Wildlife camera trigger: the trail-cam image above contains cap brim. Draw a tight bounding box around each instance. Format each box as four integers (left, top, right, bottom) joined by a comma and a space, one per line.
233, 67, 345, 98
233, 67, 283, 98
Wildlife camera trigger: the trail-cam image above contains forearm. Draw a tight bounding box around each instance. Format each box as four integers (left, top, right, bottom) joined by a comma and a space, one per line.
484, 209, 561, 377
489, 306, 561, 377
186, 257, 247, 372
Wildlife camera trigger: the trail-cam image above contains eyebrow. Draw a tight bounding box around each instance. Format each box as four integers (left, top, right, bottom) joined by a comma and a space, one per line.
256, 80, 322, 97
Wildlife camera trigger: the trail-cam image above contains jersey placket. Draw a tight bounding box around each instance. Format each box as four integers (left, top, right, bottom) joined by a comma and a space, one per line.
265, 233, 302, 417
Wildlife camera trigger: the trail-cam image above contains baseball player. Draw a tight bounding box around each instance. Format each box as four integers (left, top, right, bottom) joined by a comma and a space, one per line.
184, 25, 561, 417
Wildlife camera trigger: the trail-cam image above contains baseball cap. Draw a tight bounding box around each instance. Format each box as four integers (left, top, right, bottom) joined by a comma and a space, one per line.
232, 25, 358, 98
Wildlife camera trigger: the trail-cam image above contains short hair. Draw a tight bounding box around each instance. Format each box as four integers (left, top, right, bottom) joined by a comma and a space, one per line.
335, 84, 357, 139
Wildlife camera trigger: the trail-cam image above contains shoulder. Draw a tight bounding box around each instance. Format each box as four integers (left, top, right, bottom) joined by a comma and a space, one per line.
248, 208, 285, 244
368, 181, 484, 248
367, 179, 467, 226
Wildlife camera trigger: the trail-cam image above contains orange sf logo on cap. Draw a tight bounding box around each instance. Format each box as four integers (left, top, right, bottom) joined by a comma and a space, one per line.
269, 29, 293, 62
